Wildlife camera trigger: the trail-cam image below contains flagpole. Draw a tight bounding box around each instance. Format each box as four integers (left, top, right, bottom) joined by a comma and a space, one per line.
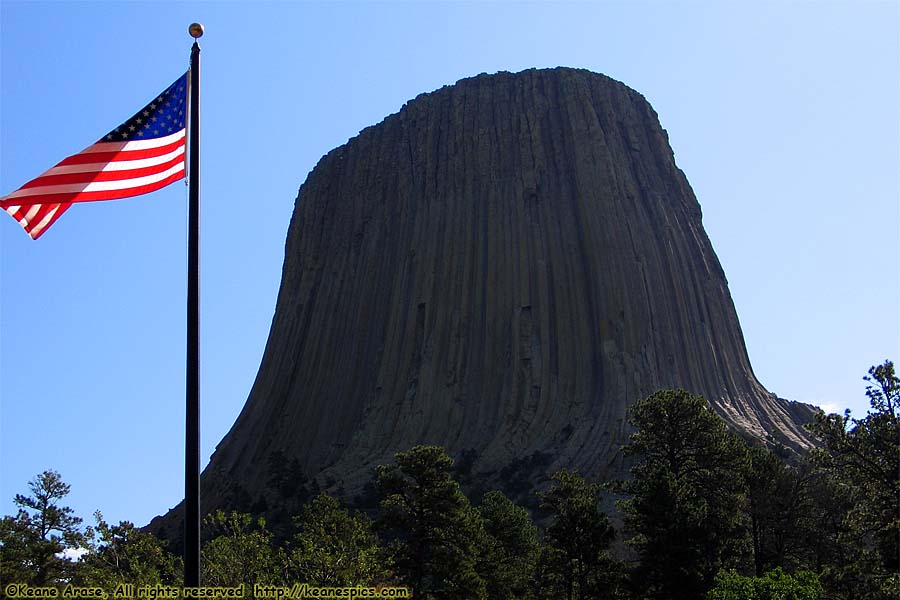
185, 22, 203, 589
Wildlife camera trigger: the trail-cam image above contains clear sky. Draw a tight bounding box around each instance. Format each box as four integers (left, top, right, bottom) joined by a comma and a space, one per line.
1, 1, 898, 528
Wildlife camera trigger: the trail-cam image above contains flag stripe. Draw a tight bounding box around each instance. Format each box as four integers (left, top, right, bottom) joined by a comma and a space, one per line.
4, 202, 72, 240
58, 132, 186, 165
19, 151, 185, 189
0, 72, 188, 239
40, 144, 185, 177
5, 165, 186, 206
26, 205, 66, 239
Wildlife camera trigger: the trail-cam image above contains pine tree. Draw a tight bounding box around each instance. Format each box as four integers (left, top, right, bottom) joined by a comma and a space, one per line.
77, 511, 181, 588
536, 470, 621, 600
619, 389, 751, 600
746, 446, 818, 575
286, 493, 385, 586
375, 445, 487, 599
0, 470, 85, 585
477, 491, 539, 599
706, 567, 822, 600
201, 511, 283, 591
809, 360, 900, 598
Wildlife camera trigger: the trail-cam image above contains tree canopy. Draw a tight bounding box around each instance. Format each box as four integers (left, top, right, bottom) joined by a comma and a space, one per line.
2, 361, 897, 600
619, 388, 751, 600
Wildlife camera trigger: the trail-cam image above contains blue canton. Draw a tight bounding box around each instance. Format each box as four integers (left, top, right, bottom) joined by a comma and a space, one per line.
101, 72, 188, 143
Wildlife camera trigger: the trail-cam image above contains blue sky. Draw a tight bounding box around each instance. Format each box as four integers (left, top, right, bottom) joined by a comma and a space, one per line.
1, 1, 897, 528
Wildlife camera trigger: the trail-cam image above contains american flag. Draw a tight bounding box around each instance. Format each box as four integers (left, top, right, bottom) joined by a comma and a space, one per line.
0, 72, 189, 240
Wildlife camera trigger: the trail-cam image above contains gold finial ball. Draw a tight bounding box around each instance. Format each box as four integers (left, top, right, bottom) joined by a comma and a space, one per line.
189, 23, 205, 38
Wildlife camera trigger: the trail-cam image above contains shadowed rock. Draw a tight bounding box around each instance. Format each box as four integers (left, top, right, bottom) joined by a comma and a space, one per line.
153, 68, 815, 532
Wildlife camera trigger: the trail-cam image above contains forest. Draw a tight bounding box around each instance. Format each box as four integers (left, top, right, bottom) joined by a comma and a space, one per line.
1, 361, 897, 600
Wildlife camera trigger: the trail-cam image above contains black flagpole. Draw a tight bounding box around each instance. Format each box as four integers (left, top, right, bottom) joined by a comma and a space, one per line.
185, 22, 203, 589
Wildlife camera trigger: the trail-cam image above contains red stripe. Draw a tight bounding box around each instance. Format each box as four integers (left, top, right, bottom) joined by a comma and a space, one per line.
3, 170, 185, 207
19, 153, 185, 189
57, 137, 185, 166
28, 203, 73, 240
6, 202, 73, 240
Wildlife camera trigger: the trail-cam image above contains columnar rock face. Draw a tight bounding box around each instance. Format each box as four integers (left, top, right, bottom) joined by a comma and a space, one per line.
194, 68, 815, 511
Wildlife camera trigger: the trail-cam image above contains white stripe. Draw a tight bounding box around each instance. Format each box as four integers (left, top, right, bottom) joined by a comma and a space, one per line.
82, 129, 186, 154
5, 206, 28, 227
0, 130, 186, 203
24, 205, 41, 221
4, 162, 185, 200
28, 205, 62, 238
43, 145, 185, 176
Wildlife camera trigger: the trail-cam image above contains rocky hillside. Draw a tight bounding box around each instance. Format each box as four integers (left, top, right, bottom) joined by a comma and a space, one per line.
152, 68, 816, 533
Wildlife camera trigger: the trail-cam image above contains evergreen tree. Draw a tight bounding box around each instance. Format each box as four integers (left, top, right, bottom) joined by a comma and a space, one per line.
706, 567, 823, 600
746, 446, 818, 575
619, 389, 751, 600
535, 470, 620, 600
809, 360, 900, 598
201, 511, 283, 592
286, 493, 385, 586
77, 511, 181, 588
803, 467, 879, 599
0, 470, 85, 586
476, 491, 539, 600
265, 449, 313, 543
375, 445, 487, 599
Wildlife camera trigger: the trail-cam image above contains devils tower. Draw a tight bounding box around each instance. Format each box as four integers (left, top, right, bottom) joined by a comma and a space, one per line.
168, 68, 815, 521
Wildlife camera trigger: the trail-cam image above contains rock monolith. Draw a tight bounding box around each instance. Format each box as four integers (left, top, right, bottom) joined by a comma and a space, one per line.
154, 68, 815, 533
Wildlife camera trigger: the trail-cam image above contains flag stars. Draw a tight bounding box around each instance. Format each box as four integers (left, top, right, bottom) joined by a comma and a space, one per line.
97, 73, 186, 143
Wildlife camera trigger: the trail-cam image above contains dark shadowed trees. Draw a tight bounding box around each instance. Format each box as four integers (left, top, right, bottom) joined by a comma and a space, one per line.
477, 490, 539, 599
535, 470, 620, 600
375, 445, 487, 599
745, 446, 820, 576
619, 389, 751, 600
809, 360, 900, 598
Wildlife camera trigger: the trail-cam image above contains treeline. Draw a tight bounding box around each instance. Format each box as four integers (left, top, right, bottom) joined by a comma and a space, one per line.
1, 361, 897, 600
